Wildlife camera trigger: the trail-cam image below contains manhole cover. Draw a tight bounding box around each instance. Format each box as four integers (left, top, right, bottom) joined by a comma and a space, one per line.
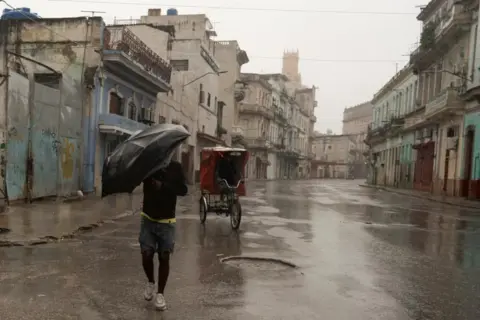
221, 256, 298, 272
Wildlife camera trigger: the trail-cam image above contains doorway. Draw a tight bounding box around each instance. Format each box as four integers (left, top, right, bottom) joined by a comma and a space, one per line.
443, 150, 450, 192
462, 128, 475, 198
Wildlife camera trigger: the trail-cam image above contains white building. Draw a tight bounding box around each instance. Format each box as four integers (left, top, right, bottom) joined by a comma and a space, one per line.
138, 8, 249, 181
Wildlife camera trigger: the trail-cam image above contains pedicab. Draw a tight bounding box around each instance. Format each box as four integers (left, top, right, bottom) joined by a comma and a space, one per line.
199, 146, 249, 230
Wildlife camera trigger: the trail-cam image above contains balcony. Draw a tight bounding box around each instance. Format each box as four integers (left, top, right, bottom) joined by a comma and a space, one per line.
425, 87, 464, 119
103, 27, 172, 94
231, 125, 245, 138
410, 4, 472, 69
98, 113, 148, 136
310, 114, 317, 122
244, 137, 269, 149
274, 107, 288, 123
239, 103, 274, 119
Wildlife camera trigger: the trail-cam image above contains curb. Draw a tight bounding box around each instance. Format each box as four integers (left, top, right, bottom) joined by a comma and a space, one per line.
359, 184, 479, 209
0, 208, 140, 248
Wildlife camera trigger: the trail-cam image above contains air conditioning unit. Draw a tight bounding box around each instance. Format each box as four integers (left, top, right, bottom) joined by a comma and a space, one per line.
446, 137, 458, 150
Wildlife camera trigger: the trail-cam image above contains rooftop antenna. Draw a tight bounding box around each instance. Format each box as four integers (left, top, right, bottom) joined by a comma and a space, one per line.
81, 10, 106, 17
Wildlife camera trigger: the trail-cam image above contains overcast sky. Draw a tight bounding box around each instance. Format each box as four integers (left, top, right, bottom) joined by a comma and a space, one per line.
4, 0, 428, 133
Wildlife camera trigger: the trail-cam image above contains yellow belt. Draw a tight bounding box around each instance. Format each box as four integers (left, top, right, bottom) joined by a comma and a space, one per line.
141, 212, 176, 224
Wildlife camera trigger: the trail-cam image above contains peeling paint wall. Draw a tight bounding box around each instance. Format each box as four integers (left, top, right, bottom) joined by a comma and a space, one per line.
0, 18, 104, 198
4, 71, 83, 201
5, 72, 29, 200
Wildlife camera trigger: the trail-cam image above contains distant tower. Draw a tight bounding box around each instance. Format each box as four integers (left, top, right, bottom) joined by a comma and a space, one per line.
282, 49, 302, 85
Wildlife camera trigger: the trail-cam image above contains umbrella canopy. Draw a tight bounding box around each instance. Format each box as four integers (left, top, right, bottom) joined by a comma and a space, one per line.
101, 124, 190, 197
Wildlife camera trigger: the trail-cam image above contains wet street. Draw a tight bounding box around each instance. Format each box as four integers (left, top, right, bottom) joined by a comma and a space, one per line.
1, 179, 480, 319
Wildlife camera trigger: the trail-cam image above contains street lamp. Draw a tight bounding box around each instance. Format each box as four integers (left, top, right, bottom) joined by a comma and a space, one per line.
182, 70, 228, 89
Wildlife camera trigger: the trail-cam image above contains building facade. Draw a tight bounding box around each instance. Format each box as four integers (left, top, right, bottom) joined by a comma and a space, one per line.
0, 17, 103, 201
140, 10, 223, 182
410, 0, 475, 196
91, 23, 173, 193
365, 0, 480, 200
311, 133, 355, 179
138, 9, 250, 182
342, 101, 372, 178
367, 66, 418, 188
461, 0, 480, 200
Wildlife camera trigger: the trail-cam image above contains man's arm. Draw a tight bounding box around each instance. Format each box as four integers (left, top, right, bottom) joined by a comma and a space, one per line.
162, 162, 188, 196
144, 172, 163, 189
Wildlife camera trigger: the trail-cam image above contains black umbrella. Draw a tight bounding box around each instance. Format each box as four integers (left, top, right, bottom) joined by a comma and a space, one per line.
101, 124, 190, 197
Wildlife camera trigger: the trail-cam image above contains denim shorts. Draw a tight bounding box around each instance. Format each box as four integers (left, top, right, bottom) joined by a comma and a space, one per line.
138, 217, 176, 254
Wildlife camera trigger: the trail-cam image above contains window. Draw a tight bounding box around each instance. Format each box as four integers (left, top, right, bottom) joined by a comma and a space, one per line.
207, 93, 211, 107
214, 97, 217, 112
199, 84, 204, 104
128, 101, 137, 120
170, 59, 189, 71
109, 92, 123, 115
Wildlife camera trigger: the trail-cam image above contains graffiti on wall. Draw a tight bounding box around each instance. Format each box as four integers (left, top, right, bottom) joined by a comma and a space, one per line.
4, 69, 83, 201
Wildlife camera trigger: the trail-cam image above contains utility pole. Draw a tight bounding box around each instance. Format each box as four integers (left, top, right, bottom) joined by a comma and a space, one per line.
81, 10, 106, 17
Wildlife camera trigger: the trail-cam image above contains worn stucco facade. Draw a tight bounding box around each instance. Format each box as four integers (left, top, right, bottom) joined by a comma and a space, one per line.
410, 0, 474, 196
342, 101, 372, 178
311, 133, 355, 179
0, 17, 102, 201
139, 10, 235, 181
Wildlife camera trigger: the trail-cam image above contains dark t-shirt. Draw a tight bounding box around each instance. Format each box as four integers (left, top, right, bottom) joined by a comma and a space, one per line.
142, 161, 188, 220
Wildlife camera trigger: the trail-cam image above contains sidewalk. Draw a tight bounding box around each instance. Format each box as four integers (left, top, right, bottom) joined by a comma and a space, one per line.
0, 192, 143, 246
359, 184, 480, 209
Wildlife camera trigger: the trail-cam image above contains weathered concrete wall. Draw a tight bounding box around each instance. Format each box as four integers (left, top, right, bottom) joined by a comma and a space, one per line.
5, 72, 29, 201
5, 71, 83, 201
140, 13, 210, 40
1, 18, 103, 199
214, 41, 241, 147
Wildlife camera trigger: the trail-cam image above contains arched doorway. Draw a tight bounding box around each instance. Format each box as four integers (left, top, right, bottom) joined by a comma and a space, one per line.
462, 126, 475, 198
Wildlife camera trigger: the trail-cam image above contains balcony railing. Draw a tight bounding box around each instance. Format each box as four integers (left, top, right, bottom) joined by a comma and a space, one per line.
239, 104, 274, 119
244, 137, 269, 149
425, 87, 464, 119
274, 107, 287, 122
310, 115, 317, 122
104, 27, 172, 83
410, 4, 472, 68
232, 125, 245, 137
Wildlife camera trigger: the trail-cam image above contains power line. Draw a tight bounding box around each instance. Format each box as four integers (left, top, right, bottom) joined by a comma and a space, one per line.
18, 45, 407, 64
47, 0, 418, 15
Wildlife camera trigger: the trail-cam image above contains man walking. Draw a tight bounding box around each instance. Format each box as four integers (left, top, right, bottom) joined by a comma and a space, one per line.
139, 160, 188, 310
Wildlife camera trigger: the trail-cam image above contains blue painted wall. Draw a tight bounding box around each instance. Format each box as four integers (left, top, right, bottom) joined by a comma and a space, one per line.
85, 71, 156, 193
463, 112, 480, 180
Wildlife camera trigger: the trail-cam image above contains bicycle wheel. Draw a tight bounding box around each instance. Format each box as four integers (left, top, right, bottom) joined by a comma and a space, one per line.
230, 200, 242, 230
199, 196, 207, 224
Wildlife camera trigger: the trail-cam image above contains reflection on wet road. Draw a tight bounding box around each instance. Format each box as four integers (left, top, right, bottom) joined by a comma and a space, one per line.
1, 180, 480, 319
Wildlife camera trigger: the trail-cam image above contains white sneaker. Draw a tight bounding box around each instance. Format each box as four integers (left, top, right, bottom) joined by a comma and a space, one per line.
154, 293, 167, 310
144, 282, 155, 301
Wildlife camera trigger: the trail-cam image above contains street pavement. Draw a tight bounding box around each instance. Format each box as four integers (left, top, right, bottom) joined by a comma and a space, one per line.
1, 179, 480, 319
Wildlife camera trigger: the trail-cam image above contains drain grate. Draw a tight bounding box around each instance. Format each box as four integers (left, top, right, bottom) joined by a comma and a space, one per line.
221, 256, 298, 272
